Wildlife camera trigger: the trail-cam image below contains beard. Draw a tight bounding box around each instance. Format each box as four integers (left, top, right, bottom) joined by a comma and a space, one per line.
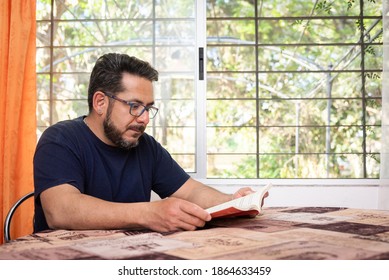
103, 108, 145, 150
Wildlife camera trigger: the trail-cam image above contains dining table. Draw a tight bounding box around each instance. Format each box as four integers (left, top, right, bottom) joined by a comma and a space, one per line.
1, 206, 389, 260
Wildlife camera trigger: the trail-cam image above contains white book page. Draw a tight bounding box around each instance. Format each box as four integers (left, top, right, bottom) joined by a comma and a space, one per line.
206, 183, 272, 214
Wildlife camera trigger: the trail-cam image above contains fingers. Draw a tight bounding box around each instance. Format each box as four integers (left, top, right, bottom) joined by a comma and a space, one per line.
234, 187, 269, 208
261, 191, 269, 207
170, 200, 211, 231
179, 200, 212, 222
233, 187, 255, 199
175, 213, 208, 231
148, 198, 211, 232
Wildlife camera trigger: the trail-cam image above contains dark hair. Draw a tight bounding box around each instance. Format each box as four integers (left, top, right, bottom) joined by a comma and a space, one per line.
87, 53, 159, 112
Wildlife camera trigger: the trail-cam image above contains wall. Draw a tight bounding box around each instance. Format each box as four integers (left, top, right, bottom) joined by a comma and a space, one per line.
209, 185, 379, 210
202, 179, 381, 210
151, 179, 381, 210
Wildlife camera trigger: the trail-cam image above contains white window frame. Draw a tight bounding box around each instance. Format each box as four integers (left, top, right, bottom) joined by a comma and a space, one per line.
193, 0, 381, 210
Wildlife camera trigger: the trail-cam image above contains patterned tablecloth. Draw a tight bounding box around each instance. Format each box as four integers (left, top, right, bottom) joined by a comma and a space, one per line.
1, 207, 389, 260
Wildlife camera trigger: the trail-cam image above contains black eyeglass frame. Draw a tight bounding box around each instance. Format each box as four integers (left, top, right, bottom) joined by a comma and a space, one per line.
103, 92, 159, 119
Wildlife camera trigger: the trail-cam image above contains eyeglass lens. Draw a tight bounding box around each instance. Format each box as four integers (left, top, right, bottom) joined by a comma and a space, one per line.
130, 103, 157, 118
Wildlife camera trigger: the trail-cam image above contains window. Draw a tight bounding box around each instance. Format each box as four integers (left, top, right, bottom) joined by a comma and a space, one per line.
36, 0, 199, 172
206, 0, 382, 179
36, 0, 382, 179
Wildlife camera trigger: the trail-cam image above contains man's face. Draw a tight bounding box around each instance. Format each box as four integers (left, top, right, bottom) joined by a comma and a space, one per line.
103, 73, 155, 150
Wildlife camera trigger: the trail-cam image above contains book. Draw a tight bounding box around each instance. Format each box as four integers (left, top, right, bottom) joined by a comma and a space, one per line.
206, 183, 272, 218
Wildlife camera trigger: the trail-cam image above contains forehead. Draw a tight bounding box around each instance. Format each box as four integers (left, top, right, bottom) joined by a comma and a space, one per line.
119, 73, 154, 101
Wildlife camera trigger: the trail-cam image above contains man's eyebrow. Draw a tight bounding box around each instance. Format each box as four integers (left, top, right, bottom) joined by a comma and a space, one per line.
131, 98, 155, 106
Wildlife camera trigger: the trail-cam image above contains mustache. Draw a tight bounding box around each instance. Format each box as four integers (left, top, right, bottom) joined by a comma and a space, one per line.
127, 125, 146, 133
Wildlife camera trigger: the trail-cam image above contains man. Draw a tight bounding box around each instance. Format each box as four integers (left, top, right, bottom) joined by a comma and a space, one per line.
33, 53, 261, 233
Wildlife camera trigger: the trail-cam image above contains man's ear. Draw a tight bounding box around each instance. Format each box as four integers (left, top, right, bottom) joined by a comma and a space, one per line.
93, 91, 107, 115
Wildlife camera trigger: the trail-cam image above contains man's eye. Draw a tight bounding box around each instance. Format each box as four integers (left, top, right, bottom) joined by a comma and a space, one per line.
131, 103, 142, 109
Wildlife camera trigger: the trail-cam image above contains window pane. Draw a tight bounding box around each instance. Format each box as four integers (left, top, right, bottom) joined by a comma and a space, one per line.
258, 154, 365, 179
37, 74, 50, 100
207, 100, 256, 127
257, 99, 365, 127
37, 101, 50, 127
366, 154, 380, 178
37, 0, 382, 179
259, 0, 361, 17
154, 46, 195, 72
37, 0, 198, 173
207, 127, 257, 153
172, 154, 195, 172
207, 73, 256, 99
54, 0, 153, 20
156, 20, 196, 44
36, 48, 51, 72
154, 75, 195, 100
206, 0, 382, 178
207, 0, 255, 18
207, 154, 257, 179
366, 125, 381, 154
207, 20, 256, 42
258, 19, 360, 44
155, 0, 195, 18
53, 100, 88, 123
366, 72, 382, 98
365, 45, 383, 69
36, 22, 51, 47
258, 46, 363, 72
36, 1, 51, 20
52, 74, 89, 100
207, 46, 256, 71
55, 21, 153, 46
257, 72, 365, 99
158, 100, 195, 127
151, 127, 195, 153
50, 47, 154, 73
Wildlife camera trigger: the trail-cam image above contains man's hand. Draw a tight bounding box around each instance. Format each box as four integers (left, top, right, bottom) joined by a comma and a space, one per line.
232, 187, 269, 207
232, 187, 255, 199
40, 184, 211, 233
141, 197, 212, 232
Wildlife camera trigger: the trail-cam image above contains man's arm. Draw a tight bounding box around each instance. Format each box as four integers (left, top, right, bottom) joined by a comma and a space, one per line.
40, 179, 260, 233
40, 183, 212, 232
171, 177, 255, 209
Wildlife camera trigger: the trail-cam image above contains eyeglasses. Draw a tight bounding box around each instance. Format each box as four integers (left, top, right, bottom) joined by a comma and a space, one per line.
104, 92, 159, 119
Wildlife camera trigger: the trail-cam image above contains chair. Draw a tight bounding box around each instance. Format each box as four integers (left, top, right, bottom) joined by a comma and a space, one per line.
3, 191, 34, 243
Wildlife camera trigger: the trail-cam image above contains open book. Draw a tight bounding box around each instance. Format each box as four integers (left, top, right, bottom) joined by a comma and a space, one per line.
206, 183, 272, 218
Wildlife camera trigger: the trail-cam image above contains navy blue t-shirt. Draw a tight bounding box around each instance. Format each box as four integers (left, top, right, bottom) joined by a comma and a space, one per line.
33, 116, 190, 232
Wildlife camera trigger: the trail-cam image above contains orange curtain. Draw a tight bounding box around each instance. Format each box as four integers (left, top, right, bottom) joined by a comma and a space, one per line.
0, 0, 37, 244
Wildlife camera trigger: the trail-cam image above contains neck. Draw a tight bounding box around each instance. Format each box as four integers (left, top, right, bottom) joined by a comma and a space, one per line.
83, 115, 116, 147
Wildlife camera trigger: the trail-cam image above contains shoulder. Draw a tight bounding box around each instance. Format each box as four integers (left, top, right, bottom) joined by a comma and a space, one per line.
138, 133, 166, 154
138, 134, 179, 168
139, 133, 159, 146
37, 117, 85, 146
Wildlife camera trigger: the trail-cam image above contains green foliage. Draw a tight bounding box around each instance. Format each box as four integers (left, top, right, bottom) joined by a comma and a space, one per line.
37, 0, 382, 179
206, 0, 382, 178
316, 1, 333, 14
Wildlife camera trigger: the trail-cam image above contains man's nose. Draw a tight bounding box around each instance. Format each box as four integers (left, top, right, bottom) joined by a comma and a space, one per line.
136, 110, 150, 124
